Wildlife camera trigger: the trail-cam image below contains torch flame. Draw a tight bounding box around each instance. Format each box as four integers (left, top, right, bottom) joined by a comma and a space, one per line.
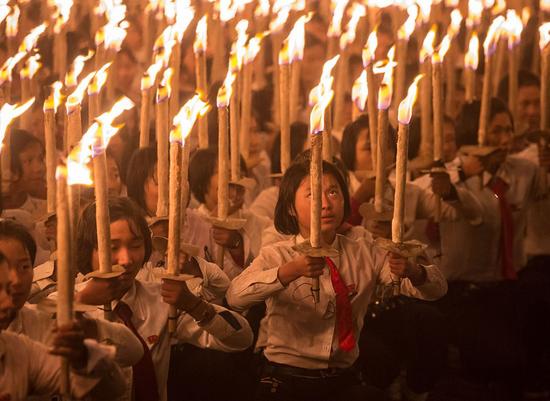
417, 0, 432, 23
217, 71, 236, 108
254, 0, 270, 17
0, 4, 10, 25
65, 50, 95, 87
542, 0, 550, 13
377, 48, 395, 110
540, 23, 550, 50
504, 10, 523, 50
279, 40, 290, 65
465, 32, 480, 70
20, 54, 41, 80
6, 5, 19, 38
398, 75, 423, 125
466, 0, 483, 28
484, 15, 505, 56
339, 4, 366, 51
174, 1, 194, 42
419, 25, 437, 63
269, 6, 290, 33
0, 98, 35, 149
53, 0, 73, 34
521, 7, 531, 26
193, 15, 207, 54
434, 34, 452, 64
0, 52, 26, 86
140, 59, 163, 91
18, 23, 47, 53
362, 28, 378, 67
397, 5, 418, 40
244, 33, 266, 65
232, 19, 249, 70
288, 14, 311, 62
170, 94, 210, 144
327, 0, 350, 38
66, 71, 96, 109
44, 81, 64, 112
448, 9, 463, 37
157, 67, 174, 102
309, 87, 334, 134
88, 62, 111, 95
351, 70, 368, 112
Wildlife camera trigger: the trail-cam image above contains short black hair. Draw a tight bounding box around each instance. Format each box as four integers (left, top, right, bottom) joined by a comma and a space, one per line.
10, 129, 44, 177
270, 122, 309, 174
0, 220, 37, 265
341, 114, 370, 171
274, 157, 351, 235
189, 148, 248, 204
189, 148, 218, 204
497, 70, 541, 102
125, 147, 157, 214
455, 98, 514, 147
77, 197, 152, 275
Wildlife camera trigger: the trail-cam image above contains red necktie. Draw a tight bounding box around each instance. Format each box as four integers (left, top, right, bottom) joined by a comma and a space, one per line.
325, 257, 356, 352
489, 177, 517, 280
115, 301, 160, 401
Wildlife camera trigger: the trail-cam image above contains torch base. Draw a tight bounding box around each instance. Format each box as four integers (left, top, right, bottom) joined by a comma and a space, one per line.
155, 272, 195, 282
84, 265, 125, 280
209, 217, 248, 230
293, 241, 340, 258
151, 236, 201, 257
374, 238, 428, 258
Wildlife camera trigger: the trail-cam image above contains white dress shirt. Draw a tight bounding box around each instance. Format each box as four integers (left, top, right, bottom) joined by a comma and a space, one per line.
0, 330, 125, 400
82, 279, 253, 401
226, 234, 447, 370
514, 144, 550, 256
197, 204, 271, 280
7, 304, 144, 368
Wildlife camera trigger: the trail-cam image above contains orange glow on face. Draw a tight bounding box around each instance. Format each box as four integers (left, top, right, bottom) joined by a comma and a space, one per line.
0, 98, 35, 148
44, 81, 64, 112
88, 62, 111, 95
465, 32, 480, 70
194, 16, 207, 54
352, 70, 368, 112
398, 74, 423, 125
20, 54, 41, 80
217, 71, 236, 108
65, 50, 94, 87
66, 71, 96, 109
362, 29, 378, 67
288, 14, 310, 62
170, 94, 210, 144
398, 5, 418, 40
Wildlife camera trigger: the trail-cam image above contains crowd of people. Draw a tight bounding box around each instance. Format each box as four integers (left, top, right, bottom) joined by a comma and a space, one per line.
0, 1, 549, 400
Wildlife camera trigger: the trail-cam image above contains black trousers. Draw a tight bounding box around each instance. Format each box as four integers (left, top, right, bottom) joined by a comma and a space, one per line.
358, 298, 447, 393
434, 280, 525, 393
254, 361, 388, 401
